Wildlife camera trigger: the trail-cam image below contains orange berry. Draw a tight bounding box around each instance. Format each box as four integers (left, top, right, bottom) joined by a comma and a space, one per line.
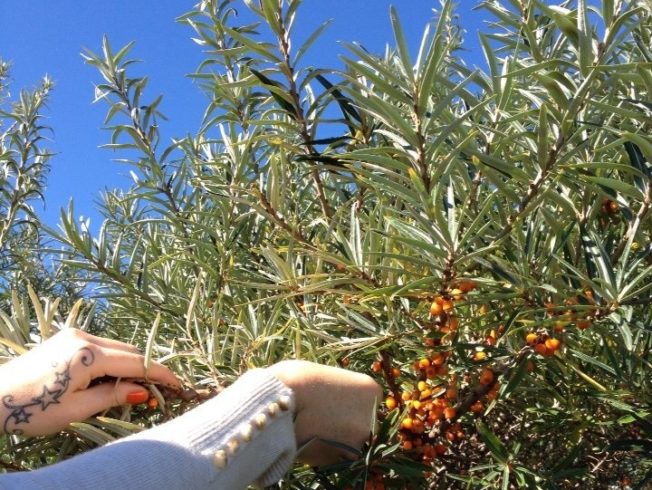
430, 297, 444, 315
401, 391, 413, 402
147, 397, 159, 410
402, 439, 414, 451
391, 367, 401, 378
474, 351, 487, 362
417, 381, 428, 392
425, 367, 437, 378
525, 332, 538, 345
428, 411, 441, 424
470, 401, 484, 413
418, 358, 431, 370
423, 444, 435, 458
385, 396, 397, 410
431, 352, 445, 366
458, 280, 477, 293
412, 400, 422, 411
371, 361, 382, 373
445, 430, 456, 442
424, 338, 435, 347
430, 301, 443, 316
450, 288, 464, 301
447, 316, 459, 330
401, 417, 414, 430
446, 387, 458, 400
479, 368, 495, 385
443, 407, 456, 420
442, 299, 454, 312
545, 338, 561, 351
420, 388, 432, 400
534, 343, 549, 357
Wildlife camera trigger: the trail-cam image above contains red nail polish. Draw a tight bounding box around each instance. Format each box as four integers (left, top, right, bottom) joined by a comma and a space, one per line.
127, 391, 149, 405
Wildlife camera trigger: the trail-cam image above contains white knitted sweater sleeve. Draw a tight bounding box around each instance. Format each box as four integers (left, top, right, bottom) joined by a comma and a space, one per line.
0, 369, 297, 490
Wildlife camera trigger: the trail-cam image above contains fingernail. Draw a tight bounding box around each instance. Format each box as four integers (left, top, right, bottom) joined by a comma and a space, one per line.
127, 391, 149, 405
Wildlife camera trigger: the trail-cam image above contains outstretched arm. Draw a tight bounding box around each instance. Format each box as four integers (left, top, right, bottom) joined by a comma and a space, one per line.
0, 331, 381, 490
0, 368, 297, 490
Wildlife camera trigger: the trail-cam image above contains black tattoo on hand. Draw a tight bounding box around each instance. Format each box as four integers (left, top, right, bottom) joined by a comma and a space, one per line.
2, 346, 95, 435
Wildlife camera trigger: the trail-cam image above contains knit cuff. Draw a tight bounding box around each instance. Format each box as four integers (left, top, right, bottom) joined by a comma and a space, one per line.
147, 368, 297, 488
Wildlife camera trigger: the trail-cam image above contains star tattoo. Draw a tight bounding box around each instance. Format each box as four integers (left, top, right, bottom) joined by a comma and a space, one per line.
3, 346, 93, 434
32, 386, 62, 410
54, 369, 71, 387
10, 408, 32, 425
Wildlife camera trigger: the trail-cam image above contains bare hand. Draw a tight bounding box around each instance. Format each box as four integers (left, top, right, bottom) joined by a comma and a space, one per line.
268, 360, 382, 467
0, 328, 180, 436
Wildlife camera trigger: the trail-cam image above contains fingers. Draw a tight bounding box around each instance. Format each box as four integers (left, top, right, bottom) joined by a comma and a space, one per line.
58, 328, 141, 354
84, 335, 141, 355
55, 329, 182, 390
67, 381, 151, 421
90, 347, 181, 389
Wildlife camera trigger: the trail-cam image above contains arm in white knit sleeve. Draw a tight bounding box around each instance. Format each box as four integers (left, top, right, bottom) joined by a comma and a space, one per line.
0, 369, 296, 490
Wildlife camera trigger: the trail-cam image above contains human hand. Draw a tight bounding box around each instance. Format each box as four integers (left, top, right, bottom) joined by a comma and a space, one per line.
268, 360, 382, 467
0, 328, 181, 436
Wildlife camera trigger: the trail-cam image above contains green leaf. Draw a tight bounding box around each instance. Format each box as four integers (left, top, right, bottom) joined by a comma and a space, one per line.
223, 26, 281, 62
502, 357, 530, 400
418, 0, 453, 110
389, 6, 414, 83
144, 312, 161, 374
539, 4, 579, 48
577, 0, 593, 77
582, 176, 643, 200
476, 420, 509, 464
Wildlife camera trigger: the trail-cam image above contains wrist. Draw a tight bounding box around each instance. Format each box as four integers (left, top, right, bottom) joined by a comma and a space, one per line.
266, 360, 310, 414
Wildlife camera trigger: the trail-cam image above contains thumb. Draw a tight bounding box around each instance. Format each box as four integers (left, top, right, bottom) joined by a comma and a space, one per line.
70, 381, 150, 420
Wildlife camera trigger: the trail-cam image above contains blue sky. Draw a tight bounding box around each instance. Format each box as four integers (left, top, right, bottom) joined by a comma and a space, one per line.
1, 1, 487, 231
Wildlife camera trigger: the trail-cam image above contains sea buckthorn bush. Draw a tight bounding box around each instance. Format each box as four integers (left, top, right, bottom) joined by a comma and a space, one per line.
1, 0, 651, 488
